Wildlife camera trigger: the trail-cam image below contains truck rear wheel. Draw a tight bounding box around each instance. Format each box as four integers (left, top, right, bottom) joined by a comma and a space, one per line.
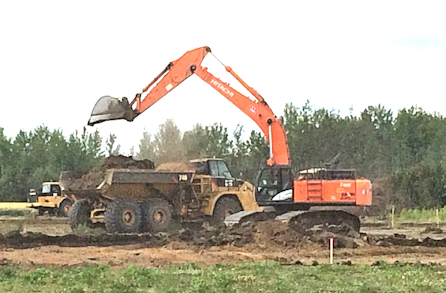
212, 197, 242, 226
68, 199, 92, 230
142, 198, 173, 233
105, 198, 142, 234
58, 199, 72, 217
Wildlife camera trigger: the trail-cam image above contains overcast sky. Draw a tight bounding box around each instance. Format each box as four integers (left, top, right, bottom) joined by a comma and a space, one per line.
1, 1, 445, 154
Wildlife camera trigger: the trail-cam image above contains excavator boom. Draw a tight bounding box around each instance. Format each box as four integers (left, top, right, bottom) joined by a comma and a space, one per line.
88, 46, 289, 166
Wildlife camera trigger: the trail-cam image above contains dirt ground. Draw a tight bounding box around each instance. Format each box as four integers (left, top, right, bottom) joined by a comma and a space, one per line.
3, 218, 446, 269
5, 242, 446, 270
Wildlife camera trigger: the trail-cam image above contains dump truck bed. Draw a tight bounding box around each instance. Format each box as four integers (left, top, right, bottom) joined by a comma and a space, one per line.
102, 169, 194, 185
61, 169, 195, 202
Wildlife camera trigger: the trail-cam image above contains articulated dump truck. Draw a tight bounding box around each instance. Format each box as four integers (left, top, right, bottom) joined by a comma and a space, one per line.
61, 156, 261, 234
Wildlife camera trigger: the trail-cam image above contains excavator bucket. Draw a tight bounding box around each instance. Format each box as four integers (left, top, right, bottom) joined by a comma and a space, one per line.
87, 96, 137, 126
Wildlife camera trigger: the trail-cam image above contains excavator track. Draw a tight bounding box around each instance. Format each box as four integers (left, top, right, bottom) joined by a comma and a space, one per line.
225, 209, 361, 234
287, 210, 360, 233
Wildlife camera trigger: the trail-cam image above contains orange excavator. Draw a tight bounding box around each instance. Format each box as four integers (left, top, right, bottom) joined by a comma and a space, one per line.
88, 46, 372, 232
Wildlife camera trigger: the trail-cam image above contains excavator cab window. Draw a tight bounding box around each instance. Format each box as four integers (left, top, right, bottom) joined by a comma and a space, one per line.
256, 166, 292, 202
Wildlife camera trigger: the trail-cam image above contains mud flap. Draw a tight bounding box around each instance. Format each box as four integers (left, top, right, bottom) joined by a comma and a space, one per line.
87, 96, 137, 126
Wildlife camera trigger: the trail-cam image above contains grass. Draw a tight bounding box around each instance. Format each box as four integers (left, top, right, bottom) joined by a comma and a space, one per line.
1, 262, 446, 292
0, 220, 25, 234
0, 202, 31, 209
72, 224, 107, 236
395, 207, 446, 223
0, 208, 36, 218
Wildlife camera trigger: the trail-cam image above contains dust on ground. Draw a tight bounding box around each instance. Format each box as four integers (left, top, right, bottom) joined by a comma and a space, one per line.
3, 219, 446, 269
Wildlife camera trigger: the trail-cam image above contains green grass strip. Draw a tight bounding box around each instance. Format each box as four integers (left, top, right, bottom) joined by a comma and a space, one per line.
1, 262, 446, 293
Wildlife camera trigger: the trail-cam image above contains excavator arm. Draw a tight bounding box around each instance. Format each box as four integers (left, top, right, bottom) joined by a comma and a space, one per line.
88, 46, 289, 166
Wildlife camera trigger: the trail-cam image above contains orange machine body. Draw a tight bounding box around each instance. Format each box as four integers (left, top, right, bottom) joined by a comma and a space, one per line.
293, 178, 372, 206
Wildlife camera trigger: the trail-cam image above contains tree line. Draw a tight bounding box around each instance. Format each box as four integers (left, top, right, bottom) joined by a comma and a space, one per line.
1, 101, 446, 211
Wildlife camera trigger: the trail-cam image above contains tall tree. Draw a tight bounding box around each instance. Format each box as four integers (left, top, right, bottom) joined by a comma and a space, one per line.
182, 124, 208, 160
135, 130, 156, 161
106, 133, 121, 156
154, 119, 184, 164
204, 123, 231, 159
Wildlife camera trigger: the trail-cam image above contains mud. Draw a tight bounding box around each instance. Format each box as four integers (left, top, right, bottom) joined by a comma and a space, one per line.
4, 219, 446, 268
0, 222, 256, 250
3, 220, 446, 251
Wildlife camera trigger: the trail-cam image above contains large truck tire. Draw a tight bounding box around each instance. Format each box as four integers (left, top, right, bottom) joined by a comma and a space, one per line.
68, 199, 92, 230
212, 196, 242, 226
58, 199, 72, 217
105, 198, 142, 234
141, 198, 173, 233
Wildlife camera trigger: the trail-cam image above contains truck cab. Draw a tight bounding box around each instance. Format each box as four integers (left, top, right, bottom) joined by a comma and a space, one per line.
186, 158, 262, 219
189, 158, 241, 188
28, 182, 72, 217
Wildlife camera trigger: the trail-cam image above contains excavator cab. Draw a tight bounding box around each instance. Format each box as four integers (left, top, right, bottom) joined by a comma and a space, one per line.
88, 96, 137, 126
255, 166, 293, 204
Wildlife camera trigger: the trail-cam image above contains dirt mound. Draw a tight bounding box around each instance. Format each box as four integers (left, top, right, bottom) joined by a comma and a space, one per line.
0, 230, 165, 249
100, 155, 154, 171
0, 220, 351, 250
254, 220, 309, 248
156, 162, 194, 172
61, 155, 155, 191
5, 219, 446, 250
0, 223, 256, 249
61, 171, 104, 190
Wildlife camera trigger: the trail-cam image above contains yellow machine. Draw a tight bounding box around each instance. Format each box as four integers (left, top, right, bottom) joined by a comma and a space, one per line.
28, 182, 73, 217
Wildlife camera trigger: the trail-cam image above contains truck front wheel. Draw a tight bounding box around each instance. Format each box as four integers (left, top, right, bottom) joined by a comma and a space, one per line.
212, 197, 242, 226
105, 198, 142, 234
58, 199, 72, 217
68, 199, 92, 230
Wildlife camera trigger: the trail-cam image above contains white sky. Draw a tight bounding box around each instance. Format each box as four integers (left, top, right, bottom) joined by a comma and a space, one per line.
1, 1, 446, 154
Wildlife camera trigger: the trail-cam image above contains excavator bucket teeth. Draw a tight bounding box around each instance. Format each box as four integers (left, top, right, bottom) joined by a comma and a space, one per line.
87, 96, 137, 126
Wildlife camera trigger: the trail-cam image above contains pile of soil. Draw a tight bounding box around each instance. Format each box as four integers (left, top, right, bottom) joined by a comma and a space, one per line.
254, 220, 309, 248
0, 222, 257, 249
5, 219, 446, 250
100, 155, 154, 171
61, 171, 105, 190
60, 155, 154, 191
0, 220, 357, 250
156, 162, 194, 172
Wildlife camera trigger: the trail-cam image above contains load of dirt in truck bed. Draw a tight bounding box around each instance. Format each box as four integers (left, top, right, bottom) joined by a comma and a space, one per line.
100, 155, 154, 171
61, 155, 155, 191
156, 162, 194, 172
